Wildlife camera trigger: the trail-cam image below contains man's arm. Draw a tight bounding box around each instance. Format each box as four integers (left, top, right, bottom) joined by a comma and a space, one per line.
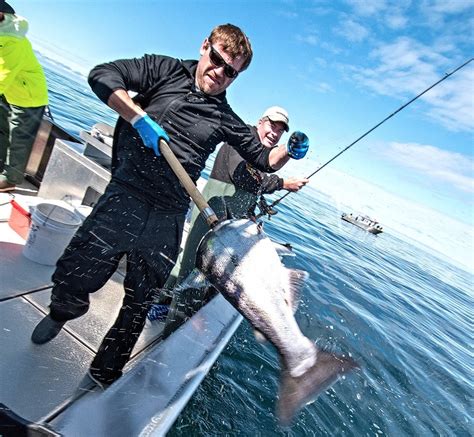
106, 89, 169, 155
88, 57, 152, 120
0, 38, 26, 94
88, 57, 172, 155
88, 55, 174, 109
282, 177, 309, 192
268, 144, 291, 170
223, 115, 309, 173
227, 128, 308, 172
107, 89, 145, 123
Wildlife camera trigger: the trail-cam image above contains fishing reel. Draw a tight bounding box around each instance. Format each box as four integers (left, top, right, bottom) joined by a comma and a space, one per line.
257, 195, 278, 219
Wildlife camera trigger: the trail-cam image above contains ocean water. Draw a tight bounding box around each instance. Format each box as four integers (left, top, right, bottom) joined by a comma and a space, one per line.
41, 56, 472, 436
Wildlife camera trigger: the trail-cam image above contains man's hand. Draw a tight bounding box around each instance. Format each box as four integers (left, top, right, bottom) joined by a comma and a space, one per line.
132, 114, 169, 156
283, 177, 309, 192
287, 131, 309, 160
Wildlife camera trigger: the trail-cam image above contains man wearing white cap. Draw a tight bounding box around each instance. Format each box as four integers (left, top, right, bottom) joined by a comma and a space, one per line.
152, 106, 309, 314
208, 106, 309, 205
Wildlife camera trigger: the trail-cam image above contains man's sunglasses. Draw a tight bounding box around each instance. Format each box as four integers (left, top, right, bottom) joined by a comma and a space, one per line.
209, 45, 239, 79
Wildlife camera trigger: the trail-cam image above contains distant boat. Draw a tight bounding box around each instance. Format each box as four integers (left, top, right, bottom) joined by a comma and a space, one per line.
341, 213, 383, 235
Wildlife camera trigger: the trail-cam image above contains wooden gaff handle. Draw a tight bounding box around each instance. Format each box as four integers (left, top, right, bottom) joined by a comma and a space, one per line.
159, 139, 218, 228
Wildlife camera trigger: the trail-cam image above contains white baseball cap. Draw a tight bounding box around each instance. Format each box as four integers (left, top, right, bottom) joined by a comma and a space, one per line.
261, 106, 289, 132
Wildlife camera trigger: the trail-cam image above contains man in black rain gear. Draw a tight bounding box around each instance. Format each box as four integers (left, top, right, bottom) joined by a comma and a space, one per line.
31, 24, 309, 387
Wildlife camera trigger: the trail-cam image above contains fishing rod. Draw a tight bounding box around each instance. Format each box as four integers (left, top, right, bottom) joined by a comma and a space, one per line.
257, 57, 473, 218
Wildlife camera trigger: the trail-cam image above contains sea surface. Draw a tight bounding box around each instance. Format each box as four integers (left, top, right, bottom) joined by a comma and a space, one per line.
41, 55, 472, 436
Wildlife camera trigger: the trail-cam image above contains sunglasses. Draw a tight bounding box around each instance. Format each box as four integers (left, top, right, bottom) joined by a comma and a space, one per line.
209, 45, 239, 79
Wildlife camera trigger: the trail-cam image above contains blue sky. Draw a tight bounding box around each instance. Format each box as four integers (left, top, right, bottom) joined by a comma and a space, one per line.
11, 0, 474, 267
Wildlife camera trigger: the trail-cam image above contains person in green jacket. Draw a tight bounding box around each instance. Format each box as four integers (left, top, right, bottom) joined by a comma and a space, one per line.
0, 1, 48, 192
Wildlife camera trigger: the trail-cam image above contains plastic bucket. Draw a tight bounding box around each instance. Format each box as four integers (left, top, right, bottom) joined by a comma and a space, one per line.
23, 203, 82, 266
74, 205, 93, 222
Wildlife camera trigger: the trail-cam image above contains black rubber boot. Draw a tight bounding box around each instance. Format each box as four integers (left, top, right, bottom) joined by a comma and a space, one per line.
31, 315, 65, 344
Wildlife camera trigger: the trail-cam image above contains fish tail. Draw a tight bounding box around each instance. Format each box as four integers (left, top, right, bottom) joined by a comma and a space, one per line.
277, 350, 358, 427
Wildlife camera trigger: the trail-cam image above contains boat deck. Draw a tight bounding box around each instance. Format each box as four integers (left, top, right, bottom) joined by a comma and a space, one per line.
0, 182, 241, 435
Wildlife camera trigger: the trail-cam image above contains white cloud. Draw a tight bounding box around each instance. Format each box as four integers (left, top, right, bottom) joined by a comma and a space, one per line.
385, 12, 409, 29
423, 67, 474, 132
345, 0, 388, 16
422, 0, 474, 15
276, 9, 299, 19
334, 18, 370, 43
346, 0, 473, 30
384, 142, 474, 193
350, 37, 474, 132
314, 57, 328, 68
319, 40, 344, 55
303, 167, 474, 273
303, 80, 334, 94
346, 0, 411, 29
419, 0, 474, 29
296, 33, 319, 46
315, 82, 334, 93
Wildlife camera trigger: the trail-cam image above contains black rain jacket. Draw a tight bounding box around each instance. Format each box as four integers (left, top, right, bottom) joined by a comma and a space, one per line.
210, 125, 284, 195
88, 55, 274, 212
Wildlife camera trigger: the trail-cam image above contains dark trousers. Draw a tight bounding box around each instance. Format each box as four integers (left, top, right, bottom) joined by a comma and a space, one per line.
0, 95, 45, 184
49, 184, 185, 383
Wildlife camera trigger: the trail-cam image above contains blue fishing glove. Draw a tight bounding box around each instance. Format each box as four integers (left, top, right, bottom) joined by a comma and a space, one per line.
132, 114, 169, 156
287, 131, 309, 160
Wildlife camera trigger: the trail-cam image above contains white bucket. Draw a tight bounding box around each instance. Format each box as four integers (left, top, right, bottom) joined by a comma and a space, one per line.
23, 203, 82, 266
74, 205, 93, 221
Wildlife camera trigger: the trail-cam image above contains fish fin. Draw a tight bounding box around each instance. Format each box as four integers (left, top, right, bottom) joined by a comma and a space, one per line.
253, 329, 268, 343
175, 268, 209, 291
285, 269, 309, 313
164, 269, 215, 332
174, 268, 216, 310
273, 241, 296, 257
277, 350, 358, 427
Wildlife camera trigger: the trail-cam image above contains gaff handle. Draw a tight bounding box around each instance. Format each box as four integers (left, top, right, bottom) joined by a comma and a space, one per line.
159, 139, 218, 228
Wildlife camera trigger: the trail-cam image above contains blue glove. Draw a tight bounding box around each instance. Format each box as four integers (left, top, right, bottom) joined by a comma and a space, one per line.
287, 131, 309, 160
132, 114, 169, 156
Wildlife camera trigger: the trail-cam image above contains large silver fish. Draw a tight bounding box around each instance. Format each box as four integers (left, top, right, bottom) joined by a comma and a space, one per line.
194, 218, 358, 426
